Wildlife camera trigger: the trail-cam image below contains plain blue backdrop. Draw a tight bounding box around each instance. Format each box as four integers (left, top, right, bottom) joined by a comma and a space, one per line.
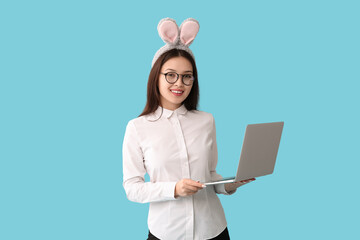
1, 0, 359, 239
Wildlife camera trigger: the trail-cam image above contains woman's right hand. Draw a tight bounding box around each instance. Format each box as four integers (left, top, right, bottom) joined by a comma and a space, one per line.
175, 179, 205, 198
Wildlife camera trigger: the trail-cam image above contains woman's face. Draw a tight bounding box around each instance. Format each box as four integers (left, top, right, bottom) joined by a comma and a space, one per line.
158, 56, 194, 110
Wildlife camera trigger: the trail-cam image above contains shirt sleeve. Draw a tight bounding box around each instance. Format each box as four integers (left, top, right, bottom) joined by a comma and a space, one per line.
122, 120, 178, 203
209, 114, 236, 195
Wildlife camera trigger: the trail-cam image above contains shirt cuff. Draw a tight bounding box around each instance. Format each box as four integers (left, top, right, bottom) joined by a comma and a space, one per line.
164, 182, 178, 200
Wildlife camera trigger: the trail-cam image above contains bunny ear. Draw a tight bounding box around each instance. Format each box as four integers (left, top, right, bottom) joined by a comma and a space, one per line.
179, 18, 200, 46
158, 18, 179, 44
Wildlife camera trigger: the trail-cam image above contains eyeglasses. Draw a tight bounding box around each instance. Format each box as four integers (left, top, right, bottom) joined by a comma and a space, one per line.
160, 72, 195, 86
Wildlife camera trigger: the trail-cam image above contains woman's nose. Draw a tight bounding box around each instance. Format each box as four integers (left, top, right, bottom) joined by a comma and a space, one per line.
174, 76, 185, 86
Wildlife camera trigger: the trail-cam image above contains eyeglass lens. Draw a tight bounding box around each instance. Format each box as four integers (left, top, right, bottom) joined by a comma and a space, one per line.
165, 72, 194, 85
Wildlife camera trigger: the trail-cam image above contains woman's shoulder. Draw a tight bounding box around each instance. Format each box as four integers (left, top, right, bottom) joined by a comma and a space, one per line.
125, 111, 163, 130
125, 115, 148, 128
188, 109, 215, 122
190, 108, 213, 116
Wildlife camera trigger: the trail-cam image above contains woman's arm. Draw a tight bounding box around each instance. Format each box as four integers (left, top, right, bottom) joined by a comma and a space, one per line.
209, 114, 234, 195
209, 114, 255, 194
122, 121, 178, 203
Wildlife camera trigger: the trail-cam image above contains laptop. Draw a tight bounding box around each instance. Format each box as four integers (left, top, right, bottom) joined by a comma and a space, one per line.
204, 121, 284, 185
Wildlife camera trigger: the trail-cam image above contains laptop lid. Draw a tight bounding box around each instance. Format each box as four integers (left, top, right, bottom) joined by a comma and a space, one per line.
234, 121, 284, 181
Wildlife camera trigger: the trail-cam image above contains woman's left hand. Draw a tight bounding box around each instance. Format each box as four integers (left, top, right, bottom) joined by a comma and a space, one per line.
225, 178, 256, 193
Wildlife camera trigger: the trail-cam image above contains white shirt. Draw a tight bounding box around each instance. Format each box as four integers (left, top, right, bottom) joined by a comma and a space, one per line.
122, 105, 233, 240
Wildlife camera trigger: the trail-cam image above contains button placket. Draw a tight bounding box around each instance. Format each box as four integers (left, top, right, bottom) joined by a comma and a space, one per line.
172, 114, 190, 179
171, 113, 194, 239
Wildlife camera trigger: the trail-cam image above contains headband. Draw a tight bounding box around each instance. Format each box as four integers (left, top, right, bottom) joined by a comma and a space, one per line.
151, 17, 200, 67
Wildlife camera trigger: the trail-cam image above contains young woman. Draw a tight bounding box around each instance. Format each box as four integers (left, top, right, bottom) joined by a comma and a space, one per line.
122, 18, 255, 240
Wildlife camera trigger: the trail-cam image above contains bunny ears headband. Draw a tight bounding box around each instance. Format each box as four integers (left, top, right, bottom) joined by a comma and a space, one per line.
151, 18, 200, 67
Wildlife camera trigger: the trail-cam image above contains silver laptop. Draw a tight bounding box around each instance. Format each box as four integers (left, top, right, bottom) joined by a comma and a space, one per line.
204, 122, 284, 185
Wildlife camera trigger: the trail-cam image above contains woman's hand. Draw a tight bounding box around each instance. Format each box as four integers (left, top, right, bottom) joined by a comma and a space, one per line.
225, 178, 256, 193
175, 179, 205, 198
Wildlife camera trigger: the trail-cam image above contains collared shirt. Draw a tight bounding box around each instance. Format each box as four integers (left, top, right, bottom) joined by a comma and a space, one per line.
122, 105, 232, 240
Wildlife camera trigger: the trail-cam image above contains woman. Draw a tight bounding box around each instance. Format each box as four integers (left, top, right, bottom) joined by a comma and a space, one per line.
122, 18, 255, 240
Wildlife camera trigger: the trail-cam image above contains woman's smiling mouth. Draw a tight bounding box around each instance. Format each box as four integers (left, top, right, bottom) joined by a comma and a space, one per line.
170, 89, 184, 96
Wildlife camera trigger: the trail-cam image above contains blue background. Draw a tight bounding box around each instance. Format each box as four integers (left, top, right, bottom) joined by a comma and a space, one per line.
1, 0, 359, 239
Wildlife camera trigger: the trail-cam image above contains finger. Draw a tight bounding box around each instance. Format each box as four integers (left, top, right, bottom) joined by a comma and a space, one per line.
188, 180, 205, 188
241, 178, 255, 183
186, 180, 205, 188
235, 182, 246, 186
235, 180, 247, 184
185, 191, 196, 196
234, 180, 248, 185
184, 185, 200, 193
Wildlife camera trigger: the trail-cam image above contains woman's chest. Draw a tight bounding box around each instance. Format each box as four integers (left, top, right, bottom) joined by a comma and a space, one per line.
138, 119, 213, 173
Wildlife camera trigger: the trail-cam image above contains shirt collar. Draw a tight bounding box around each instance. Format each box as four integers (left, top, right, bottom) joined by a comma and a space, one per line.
146, 104, 188, 121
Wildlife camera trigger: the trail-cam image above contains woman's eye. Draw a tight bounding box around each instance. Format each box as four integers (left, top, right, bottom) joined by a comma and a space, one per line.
184, 75, 193, 79
167, 73, 176, 78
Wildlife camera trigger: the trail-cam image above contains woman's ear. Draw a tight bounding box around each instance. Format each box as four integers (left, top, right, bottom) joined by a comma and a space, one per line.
179, 18, 200, 46
157, 18, 179, 44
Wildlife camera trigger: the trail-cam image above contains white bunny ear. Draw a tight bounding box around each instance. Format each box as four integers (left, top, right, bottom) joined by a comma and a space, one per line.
157, 18, 179, 44
179, 18, 200, 46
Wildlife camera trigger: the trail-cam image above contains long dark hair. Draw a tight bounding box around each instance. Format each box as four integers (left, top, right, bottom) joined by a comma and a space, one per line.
139, 49, 199, 117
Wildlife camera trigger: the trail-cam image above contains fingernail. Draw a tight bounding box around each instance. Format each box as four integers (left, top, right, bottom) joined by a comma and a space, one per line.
202, 185, 206, 188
